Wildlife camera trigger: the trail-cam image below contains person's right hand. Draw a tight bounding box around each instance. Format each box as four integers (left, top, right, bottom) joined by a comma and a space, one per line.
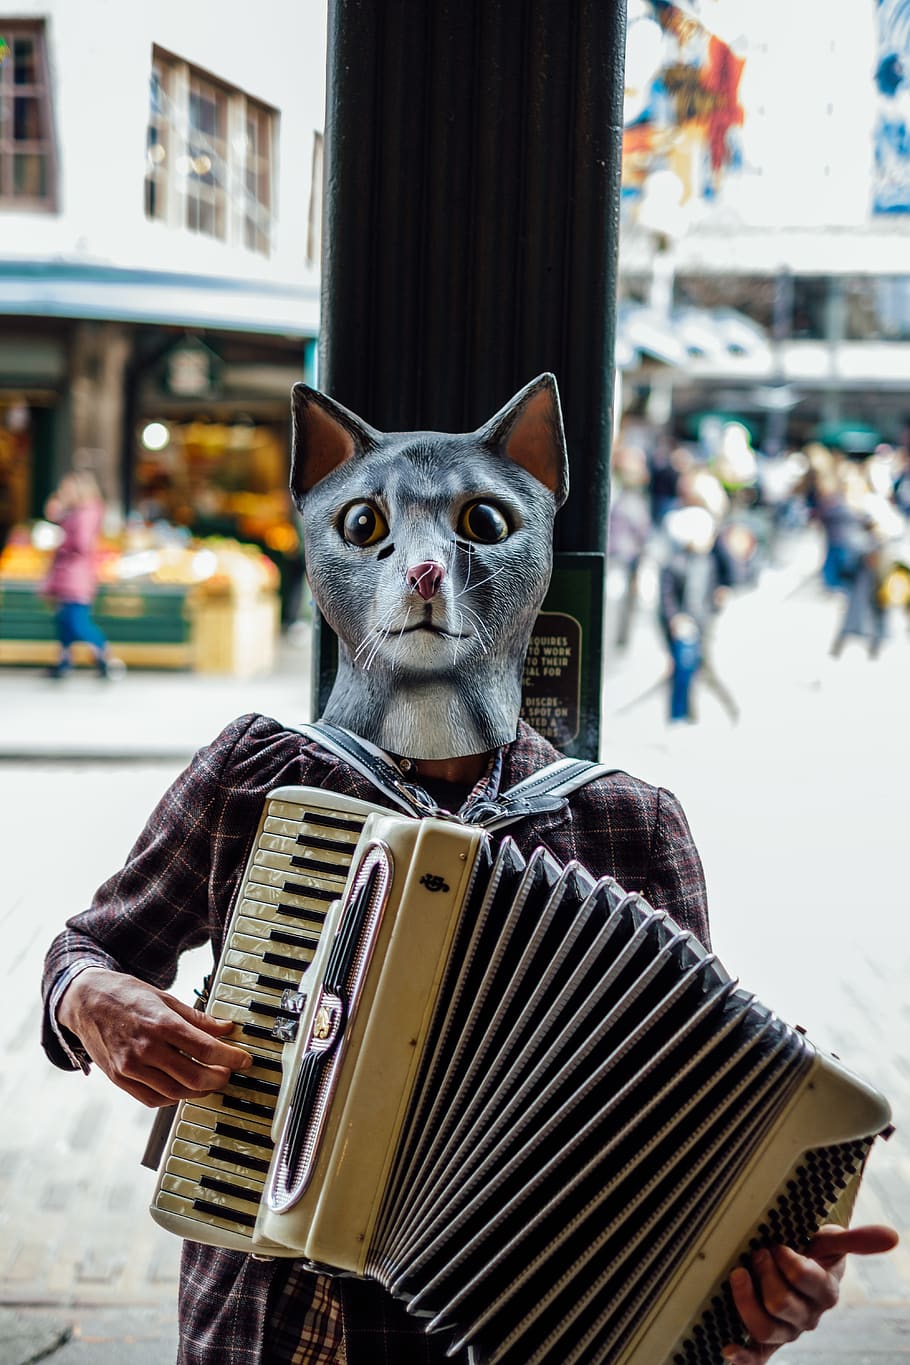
58, 967, 252, 1107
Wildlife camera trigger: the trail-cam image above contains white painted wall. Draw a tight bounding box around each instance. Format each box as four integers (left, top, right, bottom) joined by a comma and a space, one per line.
718, 0, 877, 233
0, 0, 328, 286
625, 0, 890, 273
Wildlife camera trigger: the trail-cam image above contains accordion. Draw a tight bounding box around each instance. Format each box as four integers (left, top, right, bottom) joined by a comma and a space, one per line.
150, 785, 891, 1365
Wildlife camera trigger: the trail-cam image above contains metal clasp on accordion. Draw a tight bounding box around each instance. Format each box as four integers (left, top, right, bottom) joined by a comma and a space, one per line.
267, 839, 395, 1212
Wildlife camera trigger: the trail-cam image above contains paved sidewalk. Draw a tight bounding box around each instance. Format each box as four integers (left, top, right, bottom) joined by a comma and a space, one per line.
3, 545, 909, 1363
1, 1304, 177, 1364
3, 1301, 910, 1363
0, 623, 314, 762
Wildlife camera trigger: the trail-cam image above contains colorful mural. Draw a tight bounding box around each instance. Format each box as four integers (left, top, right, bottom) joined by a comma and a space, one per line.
622, 0, 745, 227
874, 0, 910, 212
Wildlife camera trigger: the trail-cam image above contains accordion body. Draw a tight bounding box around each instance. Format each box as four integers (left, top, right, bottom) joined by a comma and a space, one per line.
150, 785, 891, 1365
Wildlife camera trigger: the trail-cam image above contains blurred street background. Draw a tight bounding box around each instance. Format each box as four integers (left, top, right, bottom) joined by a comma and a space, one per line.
2, 518, 910, 1361
3, 0, 910, 1360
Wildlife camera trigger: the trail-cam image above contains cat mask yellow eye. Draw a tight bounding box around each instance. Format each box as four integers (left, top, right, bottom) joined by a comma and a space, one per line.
341, 502, 389, 546
458, 500, 510, 543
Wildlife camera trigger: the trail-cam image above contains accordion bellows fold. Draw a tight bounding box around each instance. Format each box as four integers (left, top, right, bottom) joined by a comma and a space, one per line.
150, 787, 891, 1365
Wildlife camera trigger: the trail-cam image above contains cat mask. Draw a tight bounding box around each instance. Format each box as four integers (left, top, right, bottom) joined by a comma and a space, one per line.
290, 374, 569, 760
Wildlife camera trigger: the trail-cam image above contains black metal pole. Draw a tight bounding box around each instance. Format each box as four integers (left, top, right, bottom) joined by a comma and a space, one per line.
316, 0, 627, 758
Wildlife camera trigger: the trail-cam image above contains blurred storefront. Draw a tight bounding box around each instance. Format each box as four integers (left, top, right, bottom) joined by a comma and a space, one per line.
0, 5, 326, 671
0, 279, 317, 670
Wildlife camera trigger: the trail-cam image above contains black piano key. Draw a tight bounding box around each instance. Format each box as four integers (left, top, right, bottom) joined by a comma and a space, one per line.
257, 970, 297, 993
289, 856, 348, 876
242, 1022, 280, 1044
248, 1054, 281, 1075
263, 949, 309, 972
192, 1199, 257, 1227
295, 833, 358, 853
221, 1094, 274, 1121
209, 1144, 271, 1174
231, 1073, 280, 1098
215, 1120, 274, 1150
249, 999, 284, 1019
268, 927, 320, 950
200, 1175, 262, 1205
303, 811, 364, 832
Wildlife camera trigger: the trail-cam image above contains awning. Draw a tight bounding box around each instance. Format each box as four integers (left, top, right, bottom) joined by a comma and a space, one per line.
813, 419, 882, 455
0, 260, 319, 338
618, 303, 772, 370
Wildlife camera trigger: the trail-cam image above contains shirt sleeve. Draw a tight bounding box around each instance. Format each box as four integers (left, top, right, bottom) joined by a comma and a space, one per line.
643, 786, 711, 949
40, 714, 259, 1071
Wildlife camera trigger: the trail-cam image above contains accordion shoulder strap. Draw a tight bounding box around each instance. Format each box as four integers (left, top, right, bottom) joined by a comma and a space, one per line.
469, 757, 620, 831
501, 756, 620, 801
293, 720, 618, 831
292, 721, 443, 818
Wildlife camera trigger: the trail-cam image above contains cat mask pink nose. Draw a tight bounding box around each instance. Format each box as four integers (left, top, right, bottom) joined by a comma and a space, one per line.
407, 560, 445, 601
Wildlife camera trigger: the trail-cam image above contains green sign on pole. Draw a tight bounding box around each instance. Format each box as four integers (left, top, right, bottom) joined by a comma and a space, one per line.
520, 551, 604, 761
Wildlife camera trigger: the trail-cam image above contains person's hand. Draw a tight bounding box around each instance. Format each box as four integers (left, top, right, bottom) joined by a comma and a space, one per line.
723, 1224, 900, 1363
58, 967, 252, 1107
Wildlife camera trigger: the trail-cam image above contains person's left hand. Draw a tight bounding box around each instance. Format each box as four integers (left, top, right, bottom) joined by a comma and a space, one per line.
722, 1223, 899, 1363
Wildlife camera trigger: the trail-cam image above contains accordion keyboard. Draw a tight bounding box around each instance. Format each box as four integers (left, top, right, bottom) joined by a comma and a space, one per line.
150, 786, 388, 1252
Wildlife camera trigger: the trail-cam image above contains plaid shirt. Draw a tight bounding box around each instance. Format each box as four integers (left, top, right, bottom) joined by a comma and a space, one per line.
42, 714, 709, 1365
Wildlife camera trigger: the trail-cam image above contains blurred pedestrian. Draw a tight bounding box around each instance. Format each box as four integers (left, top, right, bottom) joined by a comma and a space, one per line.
648, 440, 694, 525
658, 505, 738, 724
806, 446, 870, 592
42, 470, 122, 679
608, 442, 652, 648
831, 493, 904, 660
892, 444, 910, 521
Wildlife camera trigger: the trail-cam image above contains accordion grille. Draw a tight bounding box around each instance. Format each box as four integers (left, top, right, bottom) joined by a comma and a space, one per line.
673, 1138, 872, 1364
351, 845, 880, 1365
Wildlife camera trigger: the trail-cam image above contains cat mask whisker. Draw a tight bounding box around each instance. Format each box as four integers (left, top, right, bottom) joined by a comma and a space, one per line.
457, 561, 511, 595
455, 607, 486, 661
363, 618, 396, 672
454, 600, 494, 652
352, 602, 400, 663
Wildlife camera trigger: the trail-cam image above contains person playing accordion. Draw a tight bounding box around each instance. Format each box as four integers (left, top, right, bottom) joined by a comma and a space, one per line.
43, 378, 896, 1365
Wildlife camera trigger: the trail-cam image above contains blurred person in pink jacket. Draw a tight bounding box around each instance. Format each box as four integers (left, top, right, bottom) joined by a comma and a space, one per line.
43, 470, 122, 679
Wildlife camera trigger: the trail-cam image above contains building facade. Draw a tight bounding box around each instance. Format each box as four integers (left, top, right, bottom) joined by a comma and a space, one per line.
618, 0, 910, 454
0, 0, 327, 536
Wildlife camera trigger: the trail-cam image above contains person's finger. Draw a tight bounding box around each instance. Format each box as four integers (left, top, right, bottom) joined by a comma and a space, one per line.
724, 1227, 901, 1364
101, 1019, 247, 1097
807, 1223, 900, 1266
728, 1258, 800, 1345
109, 1071, 184, 1108
158, 994, 253, 1054
721, 1345, 774, 1365
126, 1049, 235, 1098
766, 1243, 838, 1313
153, 1006, 253, 1071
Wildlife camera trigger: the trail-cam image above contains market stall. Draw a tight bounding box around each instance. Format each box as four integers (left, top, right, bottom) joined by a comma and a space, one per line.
0, 522, 281, 677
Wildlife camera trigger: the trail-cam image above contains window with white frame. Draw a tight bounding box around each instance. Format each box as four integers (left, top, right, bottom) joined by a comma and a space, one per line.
0, 21, 57, 210
144, 47, 276, 256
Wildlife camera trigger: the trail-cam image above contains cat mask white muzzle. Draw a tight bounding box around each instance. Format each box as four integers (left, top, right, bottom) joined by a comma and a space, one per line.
290, 374, 569, 761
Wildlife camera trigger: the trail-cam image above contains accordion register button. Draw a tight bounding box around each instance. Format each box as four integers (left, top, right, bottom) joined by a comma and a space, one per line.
280, 989, 307, 1013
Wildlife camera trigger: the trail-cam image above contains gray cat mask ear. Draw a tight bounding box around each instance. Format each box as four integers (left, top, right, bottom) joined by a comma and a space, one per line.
289, 384, 381, 506
477, 373, 569, 509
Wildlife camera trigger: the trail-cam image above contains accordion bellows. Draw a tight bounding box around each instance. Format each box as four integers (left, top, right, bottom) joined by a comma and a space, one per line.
150, 787, 891, 1365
